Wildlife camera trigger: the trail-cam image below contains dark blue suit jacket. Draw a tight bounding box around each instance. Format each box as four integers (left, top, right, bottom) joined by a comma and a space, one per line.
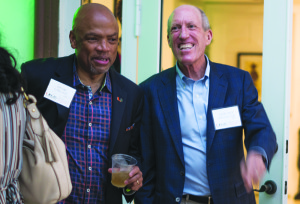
21, 54, 144, 204
135, 61, 277, 204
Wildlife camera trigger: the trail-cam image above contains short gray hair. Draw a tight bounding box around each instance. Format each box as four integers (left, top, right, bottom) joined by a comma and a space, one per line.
198, 8, 210, 31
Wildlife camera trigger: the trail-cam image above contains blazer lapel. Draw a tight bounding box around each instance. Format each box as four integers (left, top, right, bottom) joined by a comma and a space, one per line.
108, 69, 127, 157
206, 62, 228, 152
53, 55, 75, 125
158, 67, 185, 166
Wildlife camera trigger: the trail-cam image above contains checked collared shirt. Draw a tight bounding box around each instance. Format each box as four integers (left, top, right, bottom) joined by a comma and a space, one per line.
58, 65, 112, 204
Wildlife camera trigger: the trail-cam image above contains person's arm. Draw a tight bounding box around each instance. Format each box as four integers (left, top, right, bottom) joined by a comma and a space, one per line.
240, 71, 277, 192
123, 88, 144, 203
134, 86, 156, 204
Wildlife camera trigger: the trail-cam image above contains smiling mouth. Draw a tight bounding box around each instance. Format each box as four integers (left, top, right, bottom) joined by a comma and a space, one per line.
179, 43, 194, 50
93, 57, 110, 65
94, 58, 109, 62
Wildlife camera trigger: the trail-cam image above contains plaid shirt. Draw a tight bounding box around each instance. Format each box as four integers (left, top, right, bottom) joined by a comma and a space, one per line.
58, 64, 112, 204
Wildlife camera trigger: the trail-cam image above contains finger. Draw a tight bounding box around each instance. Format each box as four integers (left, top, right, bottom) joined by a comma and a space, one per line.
108, 168, 112, 174
129, 166, 140, 177
257, 161, 266, 178
125, 170, 143, 191
240, 159, 252, 193
125, 178, 143, 191
240, 160, 248, 183
253, 166, 265, 185
127, 178, 142, 190
244, 178, 253, 193
130, 177, 143, 191
131, 182, 142, 191
251, 169, 259, 186
246, 153, 266, 184
125, 171, 143, 185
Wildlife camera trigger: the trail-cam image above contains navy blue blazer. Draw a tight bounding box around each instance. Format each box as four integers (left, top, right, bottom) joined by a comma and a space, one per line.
21, 54, 144, 204
135, 61, 277, 204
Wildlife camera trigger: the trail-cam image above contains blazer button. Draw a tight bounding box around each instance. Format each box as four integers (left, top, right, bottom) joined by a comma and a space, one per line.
175, 197, 180, 202
180, 171, 184, 176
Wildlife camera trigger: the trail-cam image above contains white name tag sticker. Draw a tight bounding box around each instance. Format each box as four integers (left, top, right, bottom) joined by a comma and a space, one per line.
44, 79, 76, 108
212, 105, 242, 130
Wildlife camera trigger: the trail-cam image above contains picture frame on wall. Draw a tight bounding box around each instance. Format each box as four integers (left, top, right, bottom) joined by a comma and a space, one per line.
114, 0, 122, 23
237, 52, 263, 101
81, 0, 90, 5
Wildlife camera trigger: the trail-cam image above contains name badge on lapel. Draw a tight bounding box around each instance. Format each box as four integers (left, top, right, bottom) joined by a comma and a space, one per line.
44, 79, 76, 108
212, 105, 242, 130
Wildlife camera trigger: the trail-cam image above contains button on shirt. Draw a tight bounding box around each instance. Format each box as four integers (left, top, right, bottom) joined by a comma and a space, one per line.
176, 56, 211, 196
58, 62, 112, 204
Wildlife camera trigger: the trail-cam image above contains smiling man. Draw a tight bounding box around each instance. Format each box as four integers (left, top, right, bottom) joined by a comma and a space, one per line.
21, 3, 143, 204
135, 5, 277, 204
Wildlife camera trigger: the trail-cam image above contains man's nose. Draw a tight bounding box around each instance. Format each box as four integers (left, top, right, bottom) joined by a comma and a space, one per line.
179, 27, 189, 39
96, 40, 109, 51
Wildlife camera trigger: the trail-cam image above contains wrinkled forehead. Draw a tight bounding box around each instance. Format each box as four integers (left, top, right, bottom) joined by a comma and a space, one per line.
78, 14, 118, 36
75, 6, 118, 31
172, 6, 202, 23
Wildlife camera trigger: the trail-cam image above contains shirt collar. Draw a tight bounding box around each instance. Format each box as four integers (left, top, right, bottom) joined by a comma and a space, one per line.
176, 55, 210, 81
72, 56, 112, 94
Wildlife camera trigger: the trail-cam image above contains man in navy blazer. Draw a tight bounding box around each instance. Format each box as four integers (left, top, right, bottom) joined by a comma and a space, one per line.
135, 5, 277, 204
21, 3, 143, 204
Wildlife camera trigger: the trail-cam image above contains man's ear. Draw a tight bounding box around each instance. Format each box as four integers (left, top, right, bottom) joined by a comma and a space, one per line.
205, 29, 213, 46
69, 30, 77, 49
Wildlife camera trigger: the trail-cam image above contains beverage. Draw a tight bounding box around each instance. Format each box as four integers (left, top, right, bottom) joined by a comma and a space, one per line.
111, 154, 137, 188
111, 171, 130, 188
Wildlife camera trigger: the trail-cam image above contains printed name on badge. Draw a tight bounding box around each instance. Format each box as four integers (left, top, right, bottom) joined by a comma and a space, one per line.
212, 105, 242, 130
44, 79, 76, 108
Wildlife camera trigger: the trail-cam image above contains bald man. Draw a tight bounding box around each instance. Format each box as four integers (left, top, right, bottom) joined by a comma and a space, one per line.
21, 3, 143, 204
135, 5, 277, 204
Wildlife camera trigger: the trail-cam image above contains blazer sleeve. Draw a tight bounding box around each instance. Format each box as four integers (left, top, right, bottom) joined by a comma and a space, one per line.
123, 90, 144, 203
241, 71, 277, 169
134, 84, 156, 204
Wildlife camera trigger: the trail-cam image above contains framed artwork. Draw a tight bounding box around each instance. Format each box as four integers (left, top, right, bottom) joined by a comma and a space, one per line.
237, 52, 263, 101
114, 0, 122, 23
81, 0, 90, 5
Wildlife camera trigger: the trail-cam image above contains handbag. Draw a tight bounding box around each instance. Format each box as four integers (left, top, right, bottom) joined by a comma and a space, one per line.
19, 89, 72, 204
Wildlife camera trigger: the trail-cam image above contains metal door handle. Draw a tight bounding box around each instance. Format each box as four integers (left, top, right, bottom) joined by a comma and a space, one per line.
253, 180, 277, 195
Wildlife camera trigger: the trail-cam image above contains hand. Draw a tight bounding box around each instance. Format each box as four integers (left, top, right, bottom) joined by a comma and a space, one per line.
124, 166, 143, 191
108, 166, 143, 191
240, 151, 266, 193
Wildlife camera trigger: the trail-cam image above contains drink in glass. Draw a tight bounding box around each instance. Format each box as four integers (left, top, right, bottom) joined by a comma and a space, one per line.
111, 154, 137, 188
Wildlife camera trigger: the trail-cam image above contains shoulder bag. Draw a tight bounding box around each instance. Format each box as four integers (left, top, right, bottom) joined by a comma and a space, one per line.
19, 89, 72, 204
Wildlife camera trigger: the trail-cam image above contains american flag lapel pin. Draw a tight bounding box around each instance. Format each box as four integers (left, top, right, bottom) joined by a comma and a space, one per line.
117, 97, 123, 102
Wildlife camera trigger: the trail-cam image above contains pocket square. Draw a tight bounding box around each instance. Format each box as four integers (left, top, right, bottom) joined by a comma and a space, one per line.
126, 123, 135, 131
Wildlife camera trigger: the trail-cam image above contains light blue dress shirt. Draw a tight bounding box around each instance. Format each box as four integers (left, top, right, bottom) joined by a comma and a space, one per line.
176, 56, 211, 196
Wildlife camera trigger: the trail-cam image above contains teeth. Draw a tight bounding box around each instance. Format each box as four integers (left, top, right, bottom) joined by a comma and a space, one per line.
180, 44, 193, 50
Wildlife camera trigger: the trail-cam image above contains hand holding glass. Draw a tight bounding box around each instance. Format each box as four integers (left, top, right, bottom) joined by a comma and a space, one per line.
111, 154, 137, 188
